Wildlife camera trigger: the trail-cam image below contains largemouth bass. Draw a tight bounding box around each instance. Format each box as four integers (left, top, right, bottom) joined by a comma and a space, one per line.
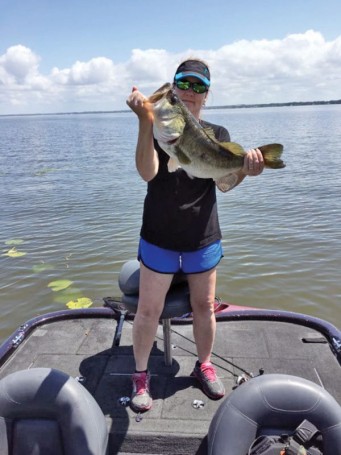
149, 83, 285, 192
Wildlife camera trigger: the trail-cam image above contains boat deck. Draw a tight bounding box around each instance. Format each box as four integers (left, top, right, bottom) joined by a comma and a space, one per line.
0, 307, 340, 454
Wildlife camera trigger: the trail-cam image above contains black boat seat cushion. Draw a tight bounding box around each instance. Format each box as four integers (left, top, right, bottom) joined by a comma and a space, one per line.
12, 419, 62, 455
0, 368, 108, 455
208, 374, 341, 455
119, 259, 192, 319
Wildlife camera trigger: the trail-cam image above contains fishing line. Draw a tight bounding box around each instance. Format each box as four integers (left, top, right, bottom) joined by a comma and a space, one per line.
169, 326, 254, 378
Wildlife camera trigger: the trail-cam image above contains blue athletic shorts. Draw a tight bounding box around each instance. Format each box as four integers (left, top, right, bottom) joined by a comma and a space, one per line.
138, 238, 223, 274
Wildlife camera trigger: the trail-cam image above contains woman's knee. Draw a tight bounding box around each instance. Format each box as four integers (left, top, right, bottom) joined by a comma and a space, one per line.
191, 297, 215, 316
136, 296, 164, 321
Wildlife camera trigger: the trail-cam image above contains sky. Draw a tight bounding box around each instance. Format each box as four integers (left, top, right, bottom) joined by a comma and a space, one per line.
0, 0, 340, 115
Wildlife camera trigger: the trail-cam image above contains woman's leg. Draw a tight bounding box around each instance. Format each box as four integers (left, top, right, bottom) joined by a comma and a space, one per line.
187, 268, 225, 399
187, 268, 217, 364
133, 262, 174, 371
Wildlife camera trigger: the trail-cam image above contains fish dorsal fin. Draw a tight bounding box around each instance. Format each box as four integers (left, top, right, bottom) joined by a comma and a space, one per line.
219, 141, 245, 156
167, 157, 180, 172
215, 174, 238, 192
202, 127, 245, 158
203, 127, 217, 141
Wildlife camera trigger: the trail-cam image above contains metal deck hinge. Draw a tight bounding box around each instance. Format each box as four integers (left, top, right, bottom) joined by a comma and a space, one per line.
11, 325, 28, 348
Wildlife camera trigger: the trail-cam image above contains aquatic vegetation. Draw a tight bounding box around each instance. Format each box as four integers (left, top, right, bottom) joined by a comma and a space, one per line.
2, 247, 27, 258
66, 297, 93, 309
47, 279, 73, 292
52, 286, 82, 304
32, 263, 54, 273
5, 239, 24, 245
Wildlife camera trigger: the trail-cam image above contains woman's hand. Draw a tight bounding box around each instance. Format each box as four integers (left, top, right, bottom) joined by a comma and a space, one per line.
242, 148, 264, 176
126, 86, 154, 122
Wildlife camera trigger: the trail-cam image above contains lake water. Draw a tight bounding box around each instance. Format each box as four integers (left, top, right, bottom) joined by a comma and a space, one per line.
1, 105, 340, 343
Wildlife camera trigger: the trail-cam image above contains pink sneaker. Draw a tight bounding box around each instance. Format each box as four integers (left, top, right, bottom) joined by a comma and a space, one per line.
191, 362, 225, 399
131, 371, 152, 412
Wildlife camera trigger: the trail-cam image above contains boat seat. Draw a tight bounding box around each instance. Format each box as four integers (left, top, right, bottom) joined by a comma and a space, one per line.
119, 259, 192, 366
208, 373, 341, 455
0, 368, 108, 455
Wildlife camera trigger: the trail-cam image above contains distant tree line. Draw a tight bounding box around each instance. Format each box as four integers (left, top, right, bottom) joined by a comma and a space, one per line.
2, 99, 341, 117
205, 99, 341, 110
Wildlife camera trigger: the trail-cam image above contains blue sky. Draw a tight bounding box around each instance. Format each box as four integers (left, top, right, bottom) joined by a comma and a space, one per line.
1, 0, 340, 114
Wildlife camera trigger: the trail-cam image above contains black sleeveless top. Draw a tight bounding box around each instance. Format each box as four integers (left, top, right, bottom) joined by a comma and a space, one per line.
140, 120, 230, 251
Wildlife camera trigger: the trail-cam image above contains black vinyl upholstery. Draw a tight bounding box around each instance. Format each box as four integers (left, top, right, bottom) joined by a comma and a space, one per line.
0, 368, 108, 455
208, 374, 341, 455
119, 259, 191, 318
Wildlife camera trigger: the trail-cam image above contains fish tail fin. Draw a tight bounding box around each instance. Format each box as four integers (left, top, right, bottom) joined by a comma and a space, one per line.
258, 143, 286, 169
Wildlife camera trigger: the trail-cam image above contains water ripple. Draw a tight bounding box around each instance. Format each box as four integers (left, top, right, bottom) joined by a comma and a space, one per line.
1, 107, 341, 341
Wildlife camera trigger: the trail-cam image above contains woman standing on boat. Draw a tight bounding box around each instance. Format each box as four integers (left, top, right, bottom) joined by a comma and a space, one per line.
126, 58, 264, 412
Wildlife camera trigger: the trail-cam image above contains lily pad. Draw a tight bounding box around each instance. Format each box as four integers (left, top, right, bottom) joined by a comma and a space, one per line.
53, 287, 82, 304
5, 239, 24, 246
66, 297, 93, 309
2, 247, 27, 258
32, 263, 54, 273
47, 279, 73, 292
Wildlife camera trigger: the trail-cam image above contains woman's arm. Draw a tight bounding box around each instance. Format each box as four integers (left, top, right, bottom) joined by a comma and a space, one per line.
214, 124, 264, 192
126, 87, 159, 182
225, 148, 265, 191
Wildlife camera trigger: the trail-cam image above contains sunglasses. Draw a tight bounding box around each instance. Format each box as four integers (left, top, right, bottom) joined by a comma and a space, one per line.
175, 79, 209, 94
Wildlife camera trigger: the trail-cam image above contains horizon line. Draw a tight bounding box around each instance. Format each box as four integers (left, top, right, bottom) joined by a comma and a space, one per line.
1, 99, 340, 118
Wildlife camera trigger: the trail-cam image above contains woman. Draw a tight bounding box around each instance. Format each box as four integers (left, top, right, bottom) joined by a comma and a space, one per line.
126, 59, 264, 412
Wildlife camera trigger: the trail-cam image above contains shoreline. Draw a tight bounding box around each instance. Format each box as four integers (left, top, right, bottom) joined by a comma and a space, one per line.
1, 99, 340, 118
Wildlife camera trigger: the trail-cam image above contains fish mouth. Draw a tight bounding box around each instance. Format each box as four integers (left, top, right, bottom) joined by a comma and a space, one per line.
148, 83, 172, 104
166, 138, 178, 145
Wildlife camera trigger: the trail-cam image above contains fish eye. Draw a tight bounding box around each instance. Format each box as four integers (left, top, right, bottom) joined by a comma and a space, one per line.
170, 91, 178, 105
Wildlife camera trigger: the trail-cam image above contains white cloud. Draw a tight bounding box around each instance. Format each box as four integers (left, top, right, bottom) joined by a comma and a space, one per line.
125, 49, 173, 87
207, 30, 341, 104
0, 31, 340, 115
0, 45, 39, 83
51, 57, 116, 85
0, 45, 52, 110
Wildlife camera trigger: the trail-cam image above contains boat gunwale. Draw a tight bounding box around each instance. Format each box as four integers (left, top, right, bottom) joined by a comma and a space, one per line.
0, 307, 116, 368
1, 304, 341, 369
